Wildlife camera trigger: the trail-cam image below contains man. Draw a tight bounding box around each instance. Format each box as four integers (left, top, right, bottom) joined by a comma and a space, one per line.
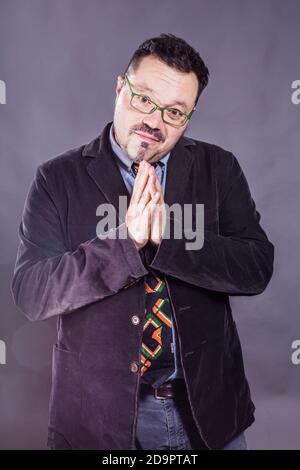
11, 33, 274, 450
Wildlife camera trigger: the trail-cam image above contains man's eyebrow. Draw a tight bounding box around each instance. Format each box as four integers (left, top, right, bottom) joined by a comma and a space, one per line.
134, 83, 188, 110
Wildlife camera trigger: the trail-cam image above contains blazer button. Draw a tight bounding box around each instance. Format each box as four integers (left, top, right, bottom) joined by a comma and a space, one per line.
130, 362, 139, 373
131, 315, 140, 326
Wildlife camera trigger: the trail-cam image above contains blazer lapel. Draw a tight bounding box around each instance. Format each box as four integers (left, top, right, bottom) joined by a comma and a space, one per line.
163, 134, 196, 209
83, 122, 130, 224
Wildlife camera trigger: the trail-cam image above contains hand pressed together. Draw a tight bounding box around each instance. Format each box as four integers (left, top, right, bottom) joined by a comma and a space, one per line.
125, 160, 166, 250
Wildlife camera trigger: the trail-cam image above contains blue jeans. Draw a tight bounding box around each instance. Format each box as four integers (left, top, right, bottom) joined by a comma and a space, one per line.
135, 385, 248, 450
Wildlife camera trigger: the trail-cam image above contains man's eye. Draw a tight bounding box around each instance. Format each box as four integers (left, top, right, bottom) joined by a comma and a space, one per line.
169, 108, 183, 116
138, 95, 150, 104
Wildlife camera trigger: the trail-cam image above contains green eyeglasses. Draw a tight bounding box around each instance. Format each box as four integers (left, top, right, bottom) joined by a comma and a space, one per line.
123, 73, 195, 127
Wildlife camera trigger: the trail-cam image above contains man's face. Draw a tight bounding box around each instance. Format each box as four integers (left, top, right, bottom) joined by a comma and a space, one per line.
112, 55, 198, 164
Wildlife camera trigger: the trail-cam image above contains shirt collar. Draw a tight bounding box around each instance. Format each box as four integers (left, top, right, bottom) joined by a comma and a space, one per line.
109, 123, 170, 171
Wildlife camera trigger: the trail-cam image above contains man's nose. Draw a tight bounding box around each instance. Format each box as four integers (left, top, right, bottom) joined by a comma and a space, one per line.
141, 109, 164, 135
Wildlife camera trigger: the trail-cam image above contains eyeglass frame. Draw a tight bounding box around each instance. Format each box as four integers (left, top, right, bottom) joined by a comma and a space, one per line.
122, 73, 196, 127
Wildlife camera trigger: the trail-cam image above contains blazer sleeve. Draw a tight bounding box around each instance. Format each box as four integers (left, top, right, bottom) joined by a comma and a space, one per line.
11, 165, 148, 321
149, 152, 274, 295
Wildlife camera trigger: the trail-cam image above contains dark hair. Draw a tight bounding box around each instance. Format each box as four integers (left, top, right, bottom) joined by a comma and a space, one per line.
123, 33, 209, 105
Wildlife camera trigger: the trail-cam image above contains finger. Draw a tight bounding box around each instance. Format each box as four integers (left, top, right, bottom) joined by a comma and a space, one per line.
131, 161, 150, 204
140, 191, 159, 229
154, 173, 163, 195
148, 191, 160, 213
147, 165, 163, 198
139, 173, 155, 208
148, 166, 163, 197
149, 193, 161, 230
148, 169, 157, 198
150, 194, 166, 240
131, 172, 153, 217
131, 161, 148, 201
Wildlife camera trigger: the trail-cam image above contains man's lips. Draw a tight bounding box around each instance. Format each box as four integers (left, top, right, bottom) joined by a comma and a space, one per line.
134, 131, 160, 143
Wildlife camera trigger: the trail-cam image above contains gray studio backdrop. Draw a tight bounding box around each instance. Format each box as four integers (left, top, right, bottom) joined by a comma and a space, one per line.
0, 0, 299, 450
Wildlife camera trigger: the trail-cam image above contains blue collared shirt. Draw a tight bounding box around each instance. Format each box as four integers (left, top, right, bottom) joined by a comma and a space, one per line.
109, 123, 183, 381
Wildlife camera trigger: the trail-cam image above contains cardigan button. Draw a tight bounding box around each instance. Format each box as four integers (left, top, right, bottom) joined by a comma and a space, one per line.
130, 362, 139, 373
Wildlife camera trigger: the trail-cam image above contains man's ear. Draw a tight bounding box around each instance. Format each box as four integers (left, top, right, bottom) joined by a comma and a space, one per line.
115, 74, 125, 98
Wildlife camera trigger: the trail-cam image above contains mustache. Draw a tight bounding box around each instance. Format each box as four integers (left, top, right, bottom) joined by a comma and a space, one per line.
131, 125, 163, 142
